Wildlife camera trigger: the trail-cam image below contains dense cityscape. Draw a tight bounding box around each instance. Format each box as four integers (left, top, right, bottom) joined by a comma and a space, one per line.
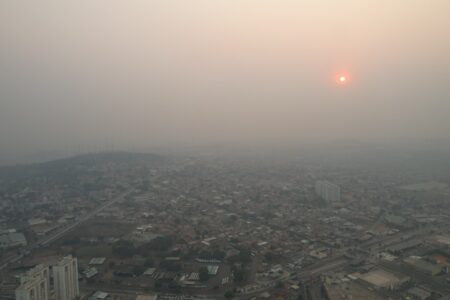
2, 1, 450, 300
1, 149, 449, 300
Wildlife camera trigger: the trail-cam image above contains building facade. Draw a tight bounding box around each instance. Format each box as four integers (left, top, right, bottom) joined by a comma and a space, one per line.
15, 264, 50, 300
52, 255, 79, 300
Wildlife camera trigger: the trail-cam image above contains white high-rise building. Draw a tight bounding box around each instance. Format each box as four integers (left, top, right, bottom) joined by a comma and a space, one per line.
315, 180, 341, 202
15, 264, 50, 300
52, 255, 79, 300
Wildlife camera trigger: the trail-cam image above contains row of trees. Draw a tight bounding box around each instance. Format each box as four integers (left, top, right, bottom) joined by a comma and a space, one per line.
112, 236, 174, 258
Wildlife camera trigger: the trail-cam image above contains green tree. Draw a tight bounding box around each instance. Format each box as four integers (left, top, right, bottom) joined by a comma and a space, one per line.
238, 249, 252, 264
199, 266, 209, 282
145, 236, 173, 252
112, 240, 136, 258
224, 291, 235, 299
212, 249, 226, 260
132, 265, 146, 276
233, 268, 245, 283
144, 257, 154, 267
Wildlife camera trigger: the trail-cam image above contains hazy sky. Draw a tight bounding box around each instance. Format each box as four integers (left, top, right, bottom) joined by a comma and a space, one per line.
1, 1, 450, 160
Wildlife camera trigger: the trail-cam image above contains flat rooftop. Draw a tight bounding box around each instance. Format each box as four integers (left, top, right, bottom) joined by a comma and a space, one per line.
359, 269, 406, 288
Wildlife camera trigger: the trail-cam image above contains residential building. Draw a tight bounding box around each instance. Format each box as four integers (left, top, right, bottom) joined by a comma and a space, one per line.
315, 180, 341, 202
52, 255, 79, 300
15, 264, 50, 300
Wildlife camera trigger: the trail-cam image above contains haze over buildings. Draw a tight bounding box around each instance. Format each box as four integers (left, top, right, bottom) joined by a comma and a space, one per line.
315, 180, 341, 202
1, 1, 450, 164
1, 2, 450, 300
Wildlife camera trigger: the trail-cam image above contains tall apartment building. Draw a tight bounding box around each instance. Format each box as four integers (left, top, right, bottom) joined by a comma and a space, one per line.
15, 264, 50, 300
315, 180, 341, 202
52, 255, 79, 300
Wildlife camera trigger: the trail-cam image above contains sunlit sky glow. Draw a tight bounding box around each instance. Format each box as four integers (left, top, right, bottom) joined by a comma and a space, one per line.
1, 0, 450, 160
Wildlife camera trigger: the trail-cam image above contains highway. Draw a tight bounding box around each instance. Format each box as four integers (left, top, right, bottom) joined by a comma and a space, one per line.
0, 190, 130, 271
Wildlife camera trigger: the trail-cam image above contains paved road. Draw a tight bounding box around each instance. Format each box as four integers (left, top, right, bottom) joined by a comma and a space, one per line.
38, 191, 129, 247
0, 191, 130, 271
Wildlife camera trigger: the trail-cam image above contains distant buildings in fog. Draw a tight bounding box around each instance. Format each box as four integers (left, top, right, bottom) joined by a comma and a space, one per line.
0, 232, 27, 249
315, 180, 341, 202
15, 255, 79, 300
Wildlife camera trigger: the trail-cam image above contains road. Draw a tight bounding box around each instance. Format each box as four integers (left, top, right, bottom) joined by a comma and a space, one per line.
0, 190, 130, 271
38, 191, 129, 247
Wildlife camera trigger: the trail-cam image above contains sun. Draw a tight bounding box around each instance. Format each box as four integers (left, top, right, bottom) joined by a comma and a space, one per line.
335, 73, 350, 85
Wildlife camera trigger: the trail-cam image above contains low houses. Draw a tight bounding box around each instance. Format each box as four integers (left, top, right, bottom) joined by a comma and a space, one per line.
0, 232, 27, 249
144, 268, 156, 276
89, 291, 109, 300
89, 257, 106, 265
358, 269, 409, 290
407, 287, 431, 300
404, 256, 442, 276
207, 265, 219, 275
83, 267, 99, 279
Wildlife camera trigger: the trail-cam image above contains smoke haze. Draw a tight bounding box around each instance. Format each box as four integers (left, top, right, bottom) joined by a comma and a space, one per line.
1, 1, 450, 163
